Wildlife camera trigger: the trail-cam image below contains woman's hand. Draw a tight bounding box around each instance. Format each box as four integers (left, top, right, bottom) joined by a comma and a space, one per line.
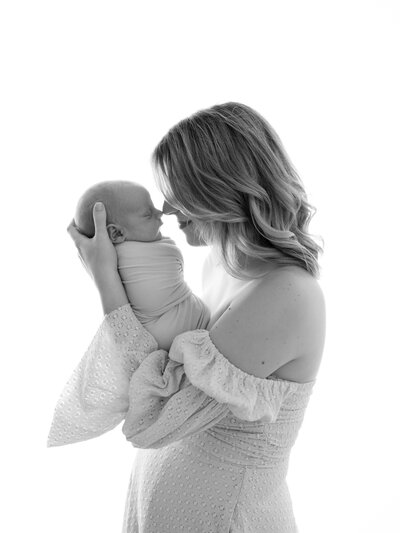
67, 202, 118, 287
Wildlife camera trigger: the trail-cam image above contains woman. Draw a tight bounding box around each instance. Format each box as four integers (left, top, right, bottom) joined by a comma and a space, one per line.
48, 102, 326, 532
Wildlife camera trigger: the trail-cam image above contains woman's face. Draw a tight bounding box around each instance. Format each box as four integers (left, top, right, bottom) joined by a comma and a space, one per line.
162, 201, 206, 247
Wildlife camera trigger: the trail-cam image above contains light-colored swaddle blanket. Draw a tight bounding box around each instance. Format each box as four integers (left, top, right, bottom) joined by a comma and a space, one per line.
115, 237, 210, 351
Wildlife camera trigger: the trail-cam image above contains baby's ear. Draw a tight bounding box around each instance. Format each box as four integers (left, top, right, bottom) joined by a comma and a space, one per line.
106, 224, 126, 244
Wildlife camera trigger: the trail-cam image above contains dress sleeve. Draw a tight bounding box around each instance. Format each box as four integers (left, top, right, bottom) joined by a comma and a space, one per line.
47, 304, 298, 449
47, 304, 159, 447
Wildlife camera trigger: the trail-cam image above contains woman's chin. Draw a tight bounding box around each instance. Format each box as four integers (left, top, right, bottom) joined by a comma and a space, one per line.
182, 229, 206, 247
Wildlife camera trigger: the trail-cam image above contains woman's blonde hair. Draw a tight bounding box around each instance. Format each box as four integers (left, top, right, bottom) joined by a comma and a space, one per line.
152, 102, 324, 280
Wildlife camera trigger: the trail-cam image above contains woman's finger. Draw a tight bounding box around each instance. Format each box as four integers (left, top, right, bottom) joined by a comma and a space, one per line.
92, 202, 108, 237
67, 219, 85, 247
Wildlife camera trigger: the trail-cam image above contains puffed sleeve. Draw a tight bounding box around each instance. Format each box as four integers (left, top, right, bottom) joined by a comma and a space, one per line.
123, 330, 299, 449
47, 303, 298, 449
47, 304, 159, 447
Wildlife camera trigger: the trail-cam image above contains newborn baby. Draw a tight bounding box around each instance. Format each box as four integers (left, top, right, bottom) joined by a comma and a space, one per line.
74, 180, 210, 350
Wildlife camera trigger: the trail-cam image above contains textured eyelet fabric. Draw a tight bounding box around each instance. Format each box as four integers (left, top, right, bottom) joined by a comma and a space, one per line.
48, 304, 316, 532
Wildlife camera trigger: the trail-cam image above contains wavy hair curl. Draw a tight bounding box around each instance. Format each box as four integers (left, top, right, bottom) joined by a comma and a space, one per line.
152, 102, 324, 280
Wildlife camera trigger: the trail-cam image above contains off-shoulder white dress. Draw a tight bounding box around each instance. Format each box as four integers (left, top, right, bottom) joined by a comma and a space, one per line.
47, 246, 316, 533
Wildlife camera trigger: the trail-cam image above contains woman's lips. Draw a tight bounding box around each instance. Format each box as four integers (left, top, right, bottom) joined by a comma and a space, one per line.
178, 220, 193, 229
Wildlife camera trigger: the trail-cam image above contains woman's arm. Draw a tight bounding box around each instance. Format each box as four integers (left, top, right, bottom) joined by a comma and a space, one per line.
67, 202, 129, 315
95, 270, 129, 315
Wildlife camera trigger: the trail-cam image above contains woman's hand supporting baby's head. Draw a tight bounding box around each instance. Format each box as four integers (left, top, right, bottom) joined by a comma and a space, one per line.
67, 202, 119, 282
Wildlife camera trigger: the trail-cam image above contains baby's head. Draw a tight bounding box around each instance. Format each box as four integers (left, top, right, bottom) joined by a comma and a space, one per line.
74, 180, 164, 243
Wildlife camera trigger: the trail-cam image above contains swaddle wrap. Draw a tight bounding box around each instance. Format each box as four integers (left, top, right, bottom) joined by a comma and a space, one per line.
115, 237, 210, 350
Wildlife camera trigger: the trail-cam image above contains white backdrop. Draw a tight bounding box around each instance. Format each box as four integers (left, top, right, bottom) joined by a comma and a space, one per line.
1, 1, 399, 532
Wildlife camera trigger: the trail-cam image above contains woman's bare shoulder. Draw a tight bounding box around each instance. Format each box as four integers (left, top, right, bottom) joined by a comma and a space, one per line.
255, 265, 326, 382
209, 265, 325, 382
243, 264, 325, 321
259, 265, 324, 302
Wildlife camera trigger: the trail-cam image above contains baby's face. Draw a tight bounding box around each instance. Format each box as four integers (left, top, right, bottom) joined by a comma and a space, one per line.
120, 186, 164, 242
74, 181, 164, 242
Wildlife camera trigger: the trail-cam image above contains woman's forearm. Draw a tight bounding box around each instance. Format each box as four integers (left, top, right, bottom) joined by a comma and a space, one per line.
95, 271, 130, 316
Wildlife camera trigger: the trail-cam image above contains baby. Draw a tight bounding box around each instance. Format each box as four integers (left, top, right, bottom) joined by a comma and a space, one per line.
74, 180, 210, 350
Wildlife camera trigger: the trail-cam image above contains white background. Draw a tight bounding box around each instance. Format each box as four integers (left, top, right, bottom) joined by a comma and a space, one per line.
1, 1, 399, 532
